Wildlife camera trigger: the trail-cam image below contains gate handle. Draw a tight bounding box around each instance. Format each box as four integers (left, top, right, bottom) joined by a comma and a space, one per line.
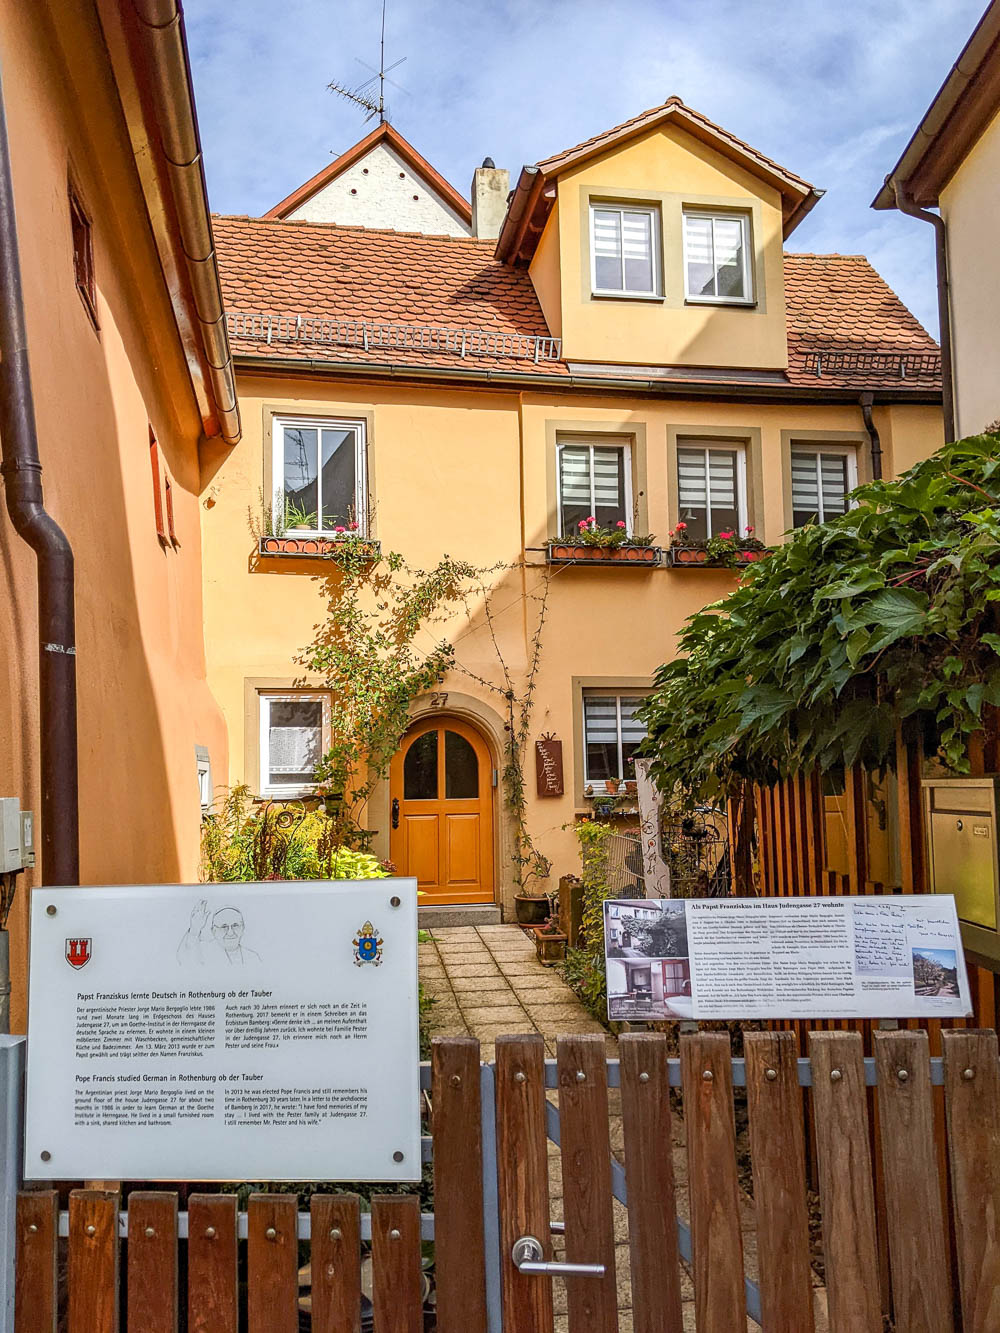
511, 1235, 605, 1278
391, 798, 400, 829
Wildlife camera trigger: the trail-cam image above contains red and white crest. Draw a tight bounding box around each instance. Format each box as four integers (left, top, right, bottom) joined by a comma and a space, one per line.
65, 938, 91, 969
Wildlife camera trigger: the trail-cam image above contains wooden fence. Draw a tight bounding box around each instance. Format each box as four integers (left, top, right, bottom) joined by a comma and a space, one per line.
12, 1028, 1000, 1332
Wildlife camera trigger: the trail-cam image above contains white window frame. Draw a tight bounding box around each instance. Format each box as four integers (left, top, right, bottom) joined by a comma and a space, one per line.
556, 437, 634, 536
589, 203, 662, 299
272, 415, 368, 538
195, 745, 212, 814
682, 209, 754, 305
258, 692, 331, 798
676, 441, 749, 538
789, 442, 859, 525
582, 691, 648, 785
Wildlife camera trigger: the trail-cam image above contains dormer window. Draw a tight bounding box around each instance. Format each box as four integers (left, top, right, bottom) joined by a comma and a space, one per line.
683, 210, 753, 304
590, 204, 661, 298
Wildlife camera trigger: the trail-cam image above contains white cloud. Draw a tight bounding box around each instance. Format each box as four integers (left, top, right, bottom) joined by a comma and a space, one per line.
187, 0, 985, 332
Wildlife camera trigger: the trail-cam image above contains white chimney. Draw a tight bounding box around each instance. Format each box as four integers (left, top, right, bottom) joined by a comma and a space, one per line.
471, 158, 510, 240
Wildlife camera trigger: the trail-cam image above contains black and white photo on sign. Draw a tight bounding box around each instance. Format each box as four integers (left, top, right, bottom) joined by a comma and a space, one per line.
604, 898, 688, 959
604, 899, 692, 1021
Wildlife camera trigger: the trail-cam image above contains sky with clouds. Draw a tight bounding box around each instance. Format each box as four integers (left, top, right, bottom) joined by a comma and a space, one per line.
186, 0, 986, 336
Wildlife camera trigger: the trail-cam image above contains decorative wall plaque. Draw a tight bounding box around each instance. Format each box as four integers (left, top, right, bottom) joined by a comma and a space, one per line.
535, 733, 564, 798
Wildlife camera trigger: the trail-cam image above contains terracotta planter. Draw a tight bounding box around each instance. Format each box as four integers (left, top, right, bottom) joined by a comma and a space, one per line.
604, 779, 619, 795
514, 894, 550, 925
259, 535, 381, 560
665, 543, 772, 568
534, 930, 567, 965
546, 543, 660, 566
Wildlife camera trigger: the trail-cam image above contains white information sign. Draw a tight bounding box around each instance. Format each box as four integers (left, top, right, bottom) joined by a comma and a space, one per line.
25, 880, 420, 1182
605, 894, 973, 1021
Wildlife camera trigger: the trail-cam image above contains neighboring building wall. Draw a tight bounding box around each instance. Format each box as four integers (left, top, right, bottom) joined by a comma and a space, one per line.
285, 141, 473, 236
940, 105, 1000, 437
205, 370, 941, 916
0, 1, 227, 1028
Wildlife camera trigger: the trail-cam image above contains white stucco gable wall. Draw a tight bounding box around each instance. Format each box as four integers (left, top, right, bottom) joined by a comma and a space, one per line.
286, 141, 472, 236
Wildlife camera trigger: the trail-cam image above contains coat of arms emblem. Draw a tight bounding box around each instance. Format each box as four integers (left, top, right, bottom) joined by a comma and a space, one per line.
65, 938, 91, 969
353, 922, 383, 967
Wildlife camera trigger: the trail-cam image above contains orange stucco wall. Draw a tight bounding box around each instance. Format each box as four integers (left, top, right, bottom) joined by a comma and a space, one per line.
0, 1, 227, 1029
207, 369, 942, 915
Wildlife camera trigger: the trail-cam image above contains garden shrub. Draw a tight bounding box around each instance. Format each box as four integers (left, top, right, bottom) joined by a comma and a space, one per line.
560, 819, 613, 1022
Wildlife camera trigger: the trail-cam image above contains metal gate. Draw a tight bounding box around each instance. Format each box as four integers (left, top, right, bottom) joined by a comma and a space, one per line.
7, 1027, 1000, 1331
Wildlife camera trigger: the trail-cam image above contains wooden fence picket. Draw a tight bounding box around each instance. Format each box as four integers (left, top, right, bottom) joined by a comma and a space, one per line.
68, 1189, 119, 1333
873, 1031, 954, 1333
744, 1031, 815, 1333
247, 1194, 299, 1333
495, 1034, 554, 1333
680, 1033, 746, 1333
556, 1034, 618, 1333
309, 1194, 361, 1333
808, 1031, 882, 1333
941, 1029, 1000, 1333
126, 1193, 178, 1333
187, 1194, 238, 1333
371, 1195, 422, 1333
432, 1035, 488, 1333
618, 1033, 683, 1333
15, 1190, 58, 1333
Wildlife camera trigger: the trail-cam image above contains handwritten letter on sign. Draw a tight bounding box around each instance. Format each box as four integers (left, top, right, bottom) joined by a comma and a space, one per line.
535, 735, 564, 798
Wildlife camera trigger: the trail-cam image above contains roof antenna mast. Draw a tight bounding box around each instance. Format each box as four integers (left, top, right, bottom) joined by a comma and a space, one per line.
327, 0, 408, 126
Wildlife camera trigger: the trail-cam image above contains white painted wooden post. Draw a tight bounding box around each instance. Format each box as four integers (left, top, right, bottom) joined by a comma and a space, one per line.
633, 759, 671, 898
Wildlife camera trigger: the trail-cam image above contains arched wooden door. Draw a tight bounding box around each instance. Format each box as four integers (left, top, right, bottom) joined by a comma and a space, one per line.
389, 717, 495, 905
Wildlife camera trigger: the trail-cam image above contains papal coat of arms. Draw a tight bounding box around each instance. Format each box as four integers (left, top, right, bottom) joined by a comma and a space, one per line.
353, 922, 383, 967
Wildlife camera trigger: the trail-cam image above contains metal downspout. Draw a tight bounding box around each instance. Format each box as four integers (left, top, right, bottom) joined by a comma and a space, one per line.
888, 176, 956, 443
860, 393, 883, 481
0, 62, 80, 887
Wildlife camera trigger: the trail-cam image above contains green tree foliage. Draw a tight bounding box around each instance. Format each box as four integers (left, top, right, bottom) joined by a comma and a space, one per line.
642, 435, 1000, 802
560, 820, 613, 1020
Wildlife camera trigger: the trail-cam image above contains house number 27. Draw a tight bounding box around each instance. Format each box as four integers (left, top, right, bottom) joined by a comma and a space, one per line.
429, 692, 449, 709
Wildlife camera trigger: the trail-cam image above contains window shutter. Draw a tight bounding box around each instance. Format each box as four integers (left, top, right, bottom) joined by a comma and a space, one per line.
619, 698, 646, 749
708, 452, 737, 510
792, 450, 849, 522
791, 450, 820, 515
592, 210, 622, 263
820, 453, 849, 516
592, 447, 623, 508
584, 696, 618, 746
677, 449, 708, 511
559, 445, 592, 507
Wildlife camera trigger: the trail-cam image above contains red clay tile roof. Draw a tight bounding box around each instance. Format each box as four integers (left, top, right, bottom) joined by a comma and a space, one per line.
213, 214, 940, 391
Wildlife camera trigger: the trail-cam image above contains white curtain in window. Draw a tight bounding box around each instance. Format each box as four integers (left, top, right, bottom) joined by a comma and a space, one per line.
584, 696, 618, 744
269, 726, 320, 774
792, 451, 849, 520
559, 445, 592, 507
592, 447, 623, 506
619, 698, 646, 749
677, 449, 736, 511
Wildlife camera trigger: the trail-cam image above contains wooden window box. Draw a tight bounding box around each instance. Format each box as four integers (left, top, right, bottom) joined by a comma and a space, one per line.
258, 536, 381, 561
665, 543, 771, 569
546, 543, 660, 567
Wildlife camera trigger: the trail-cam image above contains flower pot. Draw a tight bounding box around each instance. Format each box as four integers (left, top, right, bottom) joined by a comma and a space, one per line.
546, 543, 660, 566
514, 894, 550, 925
534, 931, 567, 965
604, 779, 619, 795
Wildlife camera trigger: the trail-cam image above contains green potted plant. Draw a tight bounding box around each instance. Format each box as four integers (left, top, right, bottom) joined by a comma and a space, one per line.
546, 517, 659, 566
514, 889, 551, 925
666, 522, 771, 568
283, 497, 317, 532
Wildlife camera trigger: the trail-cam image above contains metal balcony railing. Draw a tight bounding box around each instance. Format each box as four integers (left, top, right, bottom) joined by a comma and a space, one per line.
803, 349, 942, 380
226, 309, 563, 365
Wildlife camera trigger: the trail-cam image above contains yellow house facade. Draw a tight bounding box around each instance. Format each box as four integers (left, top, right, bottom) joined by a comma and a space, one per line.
209, 104, 943, 919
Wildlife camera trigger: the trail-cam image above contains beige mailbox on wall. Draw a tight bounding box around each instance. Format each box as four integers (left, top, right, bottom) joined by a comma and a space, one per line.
922, 776, 1000, 966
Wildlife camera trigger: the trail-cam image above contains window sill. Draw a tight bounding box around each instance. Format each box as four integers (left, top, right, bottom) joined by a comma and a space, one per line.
590, 290, 664, 302
684, 296, 756, 309
258, 535, 380, 561
546, 543, 660, 567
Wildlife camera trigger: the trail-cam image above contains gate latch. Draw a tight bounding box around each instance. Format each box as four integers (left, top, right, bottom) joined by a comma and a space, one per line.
511, 1235, 605, 1277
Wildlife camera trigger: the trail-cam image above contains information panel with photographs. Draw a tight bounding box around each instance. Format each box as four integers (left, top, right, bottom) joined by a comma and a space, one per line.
604, 895, 973, 1021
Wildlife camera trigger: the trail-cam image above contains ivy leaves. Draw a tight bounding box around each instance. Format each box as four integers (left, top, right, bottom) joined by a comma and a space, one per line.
641, 434, 1000, 802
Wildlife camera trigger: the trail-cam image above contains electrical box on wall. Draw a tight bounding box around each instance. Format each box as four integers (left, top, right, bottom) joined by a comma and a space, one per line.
922, 777, 1000, 967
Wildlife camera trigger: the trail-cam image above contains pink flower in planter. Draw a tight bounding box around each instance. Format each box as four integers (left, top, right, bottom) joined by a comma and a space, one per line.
616, 521, 626, 529
334, 525, 347, 533
719, 530, 734, 540
746, 525, 754, 534
349, 521, 359, 530
675, 522, 687, 531
578, 519, 589, 529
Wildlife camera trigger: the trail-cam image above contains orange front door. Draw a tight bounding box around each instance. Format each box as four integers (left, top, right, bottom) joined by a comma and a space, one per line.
389, 717, 495, 905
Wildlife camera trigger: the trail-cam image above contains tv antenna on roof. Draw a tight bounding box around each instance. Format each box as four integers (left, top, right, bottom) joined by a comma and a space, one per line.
327, 0, 408, 125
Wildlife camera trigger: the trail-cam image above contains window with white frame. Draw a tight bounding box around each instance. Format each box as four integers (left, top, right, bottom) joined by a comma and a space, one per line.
676, 442, 747, 541
583, 693, 647, 785
273, 417, 367, 535
259, 693, 329, 795
790, 444, 858, 527
590, 204, 661, 297
683, 210, 752, 303
557, 438, 631, 536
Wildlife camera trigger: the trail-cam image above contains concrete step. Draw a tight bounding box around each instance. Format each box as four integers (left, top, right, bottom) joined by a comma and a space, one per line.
419, 903, 502, 929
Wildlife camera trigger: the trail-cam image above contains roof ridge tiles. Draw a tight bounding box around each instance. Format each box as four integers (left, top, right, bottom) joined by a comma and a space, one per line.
212, 214, 496, 247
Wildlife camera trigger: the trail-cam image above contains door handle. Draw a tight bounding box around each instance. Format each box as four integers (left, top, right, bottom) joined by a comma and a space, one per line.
511, 1235, 605, 1277
392, 798, 400, 829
